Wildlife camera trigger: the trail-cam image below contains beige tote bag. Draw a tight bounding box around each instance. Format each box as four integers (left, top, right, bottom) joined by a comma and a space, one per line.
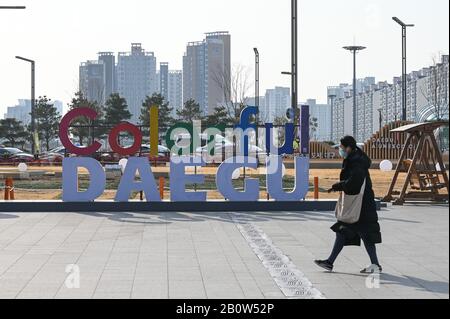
335, 179, 366, 224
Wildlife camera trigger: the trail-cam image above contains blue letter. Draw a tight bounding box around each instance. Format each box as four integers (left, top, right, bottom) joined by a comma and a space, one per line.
266, 156, 309, 201
216, 156, 259, 202
62, 157, 105, 202
170, 156, 207, 202
115, 157, 161, 202
235, 106, 259, 156
265, 123, 295, 155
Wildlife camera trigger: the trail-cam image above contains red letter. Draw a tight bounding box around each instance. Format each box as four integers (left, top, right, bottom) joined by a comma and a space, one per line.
59, 108, 102, 156
109, 122, 143, 156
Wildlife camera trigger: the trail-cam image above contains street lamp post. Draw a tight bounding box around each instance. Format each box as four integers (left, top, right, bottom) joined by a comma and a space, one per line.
343, 46, 366, 137
0, 6, 26, 9
253, 48, 260, 110
282, 0, 299, 122
15, 56, 37, 156
291, 0, 298, 120
253, 48, 260, 165
328, 94, 336, 142
393, 17, 414, 122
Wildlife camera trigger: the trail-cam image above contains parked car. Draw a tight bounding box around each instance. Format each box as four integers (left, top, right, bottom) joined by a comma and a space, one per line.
98, 144, 171, 163
140, 144, 171, 163
0, 147, 35, 164
195, 140, 266, 164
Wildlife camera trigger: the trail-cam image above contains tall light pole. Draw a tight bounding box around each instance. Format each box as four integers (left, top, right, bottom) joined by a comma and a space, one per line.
328, 93, 336, 142
281, 0, 299, 124
291, 0, 298, 120
393, 17, 414, 122
16, 56, 37, 155
0, 6, 26, 9
343, 45, 366, 137
253, 48, 260, 109
253, 48, 260, 164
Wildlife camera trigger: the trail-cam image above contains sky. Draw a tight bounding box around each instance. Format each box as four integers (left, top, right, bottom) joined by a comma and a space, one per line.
0, 0, 449, 116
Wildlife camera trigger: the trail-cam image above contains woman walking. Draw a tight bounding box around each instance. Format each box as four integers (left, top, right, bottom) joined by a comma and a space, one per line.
315, 136, 382, 274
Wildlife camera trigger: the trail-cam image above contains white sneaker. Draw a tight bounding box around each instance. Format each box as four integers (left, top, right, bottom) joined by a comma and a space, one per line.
360, 264, 382, 274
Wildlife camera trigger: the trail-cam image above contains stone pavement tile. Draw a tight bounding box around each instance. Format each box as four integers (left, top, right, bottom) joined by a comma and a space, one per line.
1, 206, 448, 299
0, 277, 31, 297
235, 279, 265, 299
0, 253, 23, 275
204, 283, 245, 299
319, 286, 361, 299
92, 292, 131, 299
6, 254, 50, 273
132, 287, 169, 299
56, 283, 98, 299
17, 282, 61, 299
95, 280, 133, 294
169, 280, 206, 299
169, 268, 203, 281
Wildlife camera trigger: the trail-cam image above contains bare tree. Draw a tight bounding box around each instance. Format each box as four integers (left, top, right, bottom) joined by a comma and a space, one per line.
421, 54, 449, 121
212, 64, 253, 125
420, 54, 449, 151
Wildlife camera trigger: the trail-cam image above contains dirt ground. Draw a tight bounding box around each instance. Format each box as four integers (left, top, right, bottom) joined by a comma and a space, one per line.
3, 165, 407, 201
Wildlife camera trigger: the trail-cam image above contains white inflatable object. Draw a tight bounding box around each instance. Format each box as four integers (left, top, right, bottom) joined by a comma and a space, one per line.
232, 169, 241, 180
380, 160, 393, 172
18, 163, 28, 172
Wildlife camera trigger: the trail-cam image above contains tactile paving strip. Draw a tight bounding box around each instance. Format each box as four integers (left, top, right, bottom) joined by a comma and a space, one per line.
232, 213, 324, 299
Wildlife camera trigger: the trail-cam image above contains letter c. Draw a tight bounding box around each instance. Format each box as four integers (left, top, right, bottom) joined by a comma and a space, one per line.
59, 108, 101, 156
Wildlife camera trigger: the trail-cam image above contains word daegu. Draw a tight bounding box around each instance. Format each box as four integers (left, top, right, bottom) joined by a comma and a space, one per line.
59, 106, 310, 203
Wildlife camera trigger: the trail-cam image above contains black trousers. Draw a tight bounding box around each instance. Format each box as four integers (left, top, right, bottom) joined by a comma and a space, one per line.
328, 232, 380, 266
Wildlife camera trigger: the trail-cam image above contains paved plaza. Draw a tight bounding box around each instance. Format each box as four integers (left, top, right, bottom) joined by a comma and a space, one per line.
0, 204, 448, 299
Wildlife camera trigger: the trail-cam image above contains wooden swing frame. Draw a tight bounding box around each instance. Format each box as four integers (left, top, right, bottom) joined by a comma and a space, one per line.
383, 122, 449, 205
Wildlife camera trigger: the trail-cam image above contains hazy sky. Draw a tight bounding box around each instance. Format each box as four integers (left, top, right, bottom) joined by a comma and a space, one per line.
0, 0, 448, 116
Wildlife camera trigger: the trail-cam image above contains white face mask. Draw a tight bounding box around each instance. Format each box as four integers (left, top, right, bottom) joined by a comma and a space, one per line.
339, 148, 348, 159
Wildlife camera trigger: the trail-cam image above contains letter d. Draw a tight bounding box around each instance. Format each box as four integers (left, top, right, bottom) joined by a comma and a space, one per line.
62, 158, 106, 202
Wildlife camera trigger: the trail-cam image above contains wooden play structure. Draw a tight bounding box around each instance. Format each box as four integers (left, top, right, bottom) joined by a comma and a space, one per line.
364, 121, 414, 160
384, 122, 449, 205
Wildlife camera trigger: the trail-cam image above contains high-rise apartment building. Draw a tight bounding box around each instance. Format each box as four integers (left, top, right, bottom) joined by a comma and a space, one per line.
160, 62, 169, 103
4, 99, 63, 124
98, 52, 116, 99
307, 99, 332, 142
183, 31, 231, 115
117, 43, 158, 123
263, 87, 291, 123
168, 70, 183, 117
79, 60, 106, 105
331, 55, 449, 143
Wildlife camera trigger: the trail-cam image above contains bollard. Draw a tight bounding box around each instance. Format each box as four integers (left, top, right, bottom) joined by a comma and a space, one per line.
4, 178, 14, 201
314, 177, 319, 200
4, 178, 9, 200
159, 177, 165, 200
9, 178, 14, 200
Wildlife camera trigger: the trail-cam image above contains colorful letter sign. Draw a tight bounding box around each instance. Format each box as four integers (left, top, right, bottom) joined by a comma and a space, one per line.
58, 105, 311, 203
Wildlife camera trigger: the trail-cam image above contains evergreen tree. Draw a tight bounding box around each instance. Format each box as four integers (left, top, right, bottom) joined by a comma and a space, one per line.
67, 91, 103, 146
33, 96, 61, 151
104, 94, 131, 125
140, 93, 174, 136
0, 118, 28, 148
204, 105, 232, 128
177, 99, 204, 123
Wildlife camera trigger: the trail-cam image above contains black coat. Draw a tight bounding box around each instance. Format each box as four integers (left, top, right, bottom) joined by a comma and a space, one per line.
331, 148, 382, 246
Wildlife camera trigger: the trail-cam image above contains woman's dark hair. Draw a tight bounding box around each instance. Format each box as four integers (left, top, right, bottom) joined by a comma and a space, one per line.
340, 136, 357, 149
